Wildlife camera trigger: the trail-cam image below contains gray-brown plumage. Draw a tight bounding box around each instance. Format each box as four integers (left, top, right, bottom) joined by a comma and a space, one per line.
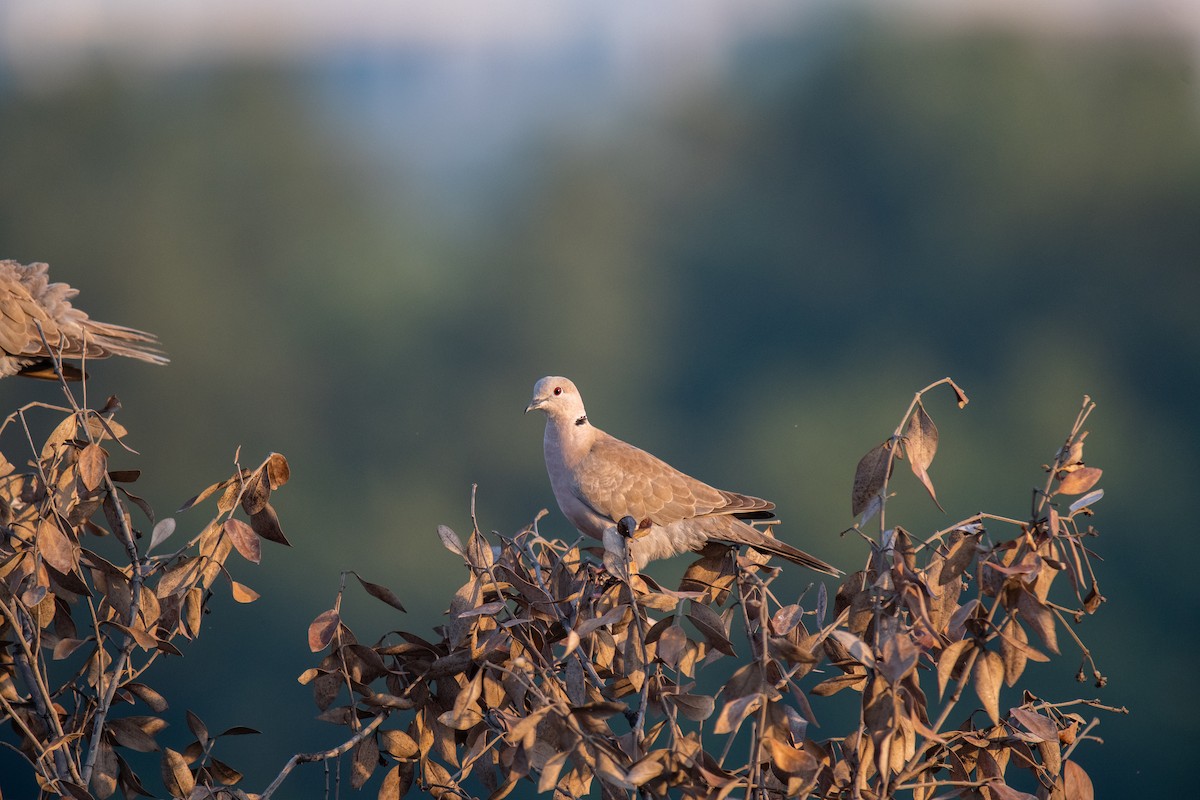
0, 260, 167, 380
525, 376, 841, 575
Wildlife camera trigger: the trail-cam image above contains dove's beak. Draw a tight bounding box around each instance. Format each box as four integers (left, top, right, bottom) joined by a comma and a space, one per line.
524, 398, 544, 414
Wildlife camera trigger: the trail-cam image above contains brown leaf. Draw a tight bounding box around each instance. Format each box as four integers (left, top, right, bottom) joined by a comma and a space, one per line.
161, 747, 195, 798
678, 548, 736, 604
312, 670, 341, 711
79, 443, 108, 491
537, 751, 570, 794
441, 671, 485, 730
126, 683, 169, 713
713, 692, 762, 735
624, 626, 646, 692
1039, 737, 1063, 778
92, 739, 119, 799
250, 503, 290, 545
308, 609, 340, 652
266, 452, 291, 489
86, 416, 128, 442
973, 649, 1004, 725
878, 632, 918, 684
764, 737, 818, 777
42, 415, 78, 458
183, 587, 204, 638
177, 480, 225, 513
1009, 707, 1057, 743
53, 637, 90, 660
1056, 467, 1102, 496
217, 725, 261, 737
436, 525, 464, 557
208, 757, 244, 785
904, 403, 943, 511
852, 440, 894, 517
380, 729, 419, 759
626, 754, 666, 786
231, 581, 260, 603
424, 758, 457, 798
157, 557, 202, 599
999, 618, 1028, 687
656, 623, 688, 670
686, 601, 735, 657
939, 532, 980, 586
239, 469, 271, 515
667, 693, 715, 722
148, 517, 176, 551
1017, 589, 1059, 654
351, 734, 379, 789
378, 763, 411, 799
38, 517, 79, 575
104, 620, 158, 651
186, 709, 209, 747
465, 530, 494, 570
354, 572, 407, 612
810, 672, 867, 696
109, 717, 160, 752
987, 783, 1038, 800
117, 486, 155, 527
830, 630, 876, 669
223, 518, 261, 563
1059, 760, 1095, 800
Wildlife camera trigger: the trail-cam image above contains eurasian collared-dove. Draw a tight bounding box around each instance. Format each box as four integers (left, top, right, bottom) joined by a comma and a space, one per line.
526, 376, 841, 575
0, 260, 168, 379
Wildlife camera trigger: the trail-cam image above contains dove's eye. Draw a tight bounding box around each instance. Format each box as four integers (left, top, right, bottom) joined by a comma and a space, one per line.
553, 386, 563, 396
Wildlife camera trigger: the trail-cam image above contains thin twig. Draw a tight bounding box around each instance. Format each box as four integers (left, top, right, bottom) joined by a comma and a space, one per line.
259, 712, 388, 800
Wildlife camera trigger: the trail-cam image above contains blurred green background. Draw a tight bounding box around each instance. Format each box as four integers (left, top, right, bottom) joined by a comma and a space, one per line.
2, 1, 1197, 796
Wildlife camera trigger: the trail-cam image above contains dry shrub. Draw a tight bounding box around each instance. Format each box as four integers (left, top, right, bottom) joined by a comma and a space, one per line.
297, 380, 1119, 800
1, 376, 1121, 799
0, 384, 289, 798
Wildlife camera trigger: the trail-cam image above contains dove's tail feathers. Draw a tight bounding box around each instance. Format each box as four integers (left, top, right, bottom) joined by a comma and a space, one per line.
718, 490, 775, 518
79, 320, 170, 366
719, 523, 843, 577
15, 321, 168, 381
750, 538, 843, 577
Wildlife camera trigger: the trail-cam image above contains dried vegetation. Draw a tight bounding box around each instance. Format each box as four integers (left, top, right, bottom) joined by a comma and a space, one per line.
1, 373, 1121, 800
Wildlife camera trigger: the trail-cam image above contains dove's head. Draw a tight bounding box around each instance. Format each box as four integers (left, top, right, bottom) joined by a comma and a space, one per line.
525, 376, 586, 422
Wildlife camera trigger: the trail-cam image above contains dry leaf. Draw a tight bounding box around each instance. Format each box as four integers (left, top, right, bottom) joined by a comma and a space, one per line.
223, 518, 261, 564
266, 452, 291, 489
92, 739, 119, 799
308, 609, 340, 652
380, 729, 419, 759
161, 747, 195, 799
78, 443, 107, 491
904, 403, 944, 511
713, 693, 762, 735
354, 572, 407, 612
852, 441, 893, 517
230, 581, 260, 603
351, 734, 379, 789
148, 517, 176, 551
973, 649, 1005, 725
250, 503, 290, 545
37, 517, 79, 575
1056, 467, 1102, 496
437, 525, 464, 557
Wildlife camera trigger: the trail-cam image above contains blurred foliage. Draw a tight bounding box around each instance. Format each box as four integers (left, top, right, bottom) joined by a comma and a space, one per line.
1, 13, 1197, 797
